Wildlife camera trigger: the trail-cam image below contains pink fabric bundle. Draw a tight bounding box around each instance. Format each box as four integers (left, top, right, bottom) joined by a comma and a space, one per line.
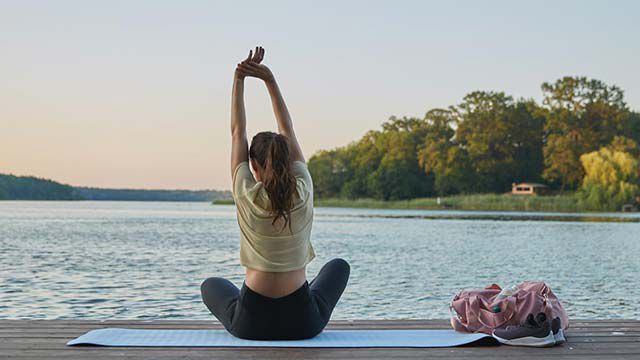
450, 281, 569, 334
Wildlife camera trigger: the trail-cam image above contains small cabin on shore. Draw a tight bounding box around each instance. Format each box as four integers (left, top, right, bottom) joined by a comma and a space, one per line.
511, 182, 548, 195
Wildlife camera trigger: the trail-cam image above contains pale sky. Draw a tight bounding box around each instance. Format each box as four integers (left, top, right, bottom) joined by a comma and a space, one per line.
2, 0, 639, 190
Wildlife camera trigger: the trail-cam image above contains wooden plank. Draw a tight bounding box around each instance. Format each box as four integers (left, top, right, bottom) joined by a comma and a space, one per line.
0, 338, 625, 346
2, 346, 640, 358
3, 351, 640, 360
1, 320, 639, 359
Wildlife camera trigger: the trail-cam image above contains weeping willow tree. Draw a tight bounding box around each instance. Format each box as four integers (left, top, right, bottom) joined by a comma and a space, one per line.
578, 141, 640, 211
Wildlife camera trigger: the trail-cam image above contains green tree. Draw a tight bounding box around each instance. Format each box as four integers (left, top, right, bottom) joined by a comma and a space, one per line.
307, 149, 350, 198
340, 132, 384, 199
417, 108, 471, 195
454, 92, 545, 193
309, 116, 433, 200
363, 117, 432, 200
578, 144, 640, 210
609, 136, 640, 156
367, 128, 432, 200
0, 174, 75, 200
626, 111, 640, 145
542, 76, 631, 190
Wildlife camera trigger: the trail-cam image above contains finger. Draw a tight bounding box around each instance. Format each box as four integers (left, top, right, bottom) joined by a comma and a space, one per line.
252, 46, 259, 61
254, 46, 262, 63
257, 46, 264, 63
245, 50, 252, 62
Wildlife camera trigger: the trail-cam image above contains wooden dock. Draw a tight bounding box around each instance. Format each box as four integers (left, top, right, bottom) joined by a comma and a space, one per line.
1, 319, 638, 359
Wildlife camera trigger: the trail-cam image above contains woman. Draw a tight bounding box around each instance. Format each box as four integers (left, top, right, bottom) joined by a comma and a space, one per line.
200, 46, 350, 340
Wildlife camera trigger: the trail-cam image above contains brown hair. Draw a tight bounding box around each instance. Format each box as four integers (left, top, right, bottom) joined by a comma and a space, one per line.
249, 131, 296, 231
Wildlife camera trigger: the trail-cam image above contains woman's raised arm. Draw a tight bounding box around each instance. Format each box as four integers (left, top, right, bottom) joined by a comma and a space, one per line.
229, 50, 257, 177
236, 47, 305, 163
264, 77, 304, 163
229, 76, 248, 177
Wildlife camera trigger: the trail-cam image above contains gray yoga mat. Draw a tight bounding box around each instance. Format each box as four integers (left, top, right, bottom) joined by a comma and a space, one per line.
67, 328, 494, 348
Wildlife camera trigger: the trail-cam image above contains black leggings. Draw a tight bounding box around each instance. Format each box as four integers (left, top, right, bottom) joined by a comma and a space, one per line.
200, 258, 350, 340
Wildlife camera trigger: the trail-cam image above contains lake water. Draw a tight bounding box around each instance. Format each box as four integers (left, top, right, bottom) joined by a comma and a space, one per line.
1, 201, 639, 320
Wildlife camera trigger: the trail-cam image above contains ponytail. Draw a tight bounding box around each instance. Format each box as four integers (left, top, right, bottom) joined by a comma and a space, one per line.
249, 132, 296, 231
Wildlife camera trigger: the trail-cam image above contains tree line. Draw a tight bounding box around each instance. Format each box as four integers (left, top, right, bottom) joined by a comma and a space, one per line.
308, 76, 640, 207
0, 174, 232, 201
0, 174, 75, 200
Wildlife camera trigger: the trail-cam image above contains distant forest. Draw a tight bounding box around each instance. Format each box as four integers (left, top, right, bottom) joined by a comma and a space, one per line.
307, 76, 640, 208
0, 174, 231, 202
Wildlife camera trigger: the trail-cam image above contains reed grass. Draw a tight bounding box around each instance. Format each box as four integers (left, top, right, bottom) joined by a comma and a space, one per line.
212, 199, 235, 205
315, 193, 585, 212
214, 193, 592, 212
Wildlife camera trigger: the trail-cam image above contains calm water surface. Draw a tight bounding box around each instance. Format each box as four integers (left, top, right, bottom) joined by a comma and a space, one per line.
1, 201, 639, 320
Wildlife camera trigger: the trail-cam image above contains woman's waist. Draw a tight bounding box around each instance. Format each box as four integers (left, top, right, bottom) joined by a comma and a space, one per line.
244, 267, 307, 299
238, 231, 316, 273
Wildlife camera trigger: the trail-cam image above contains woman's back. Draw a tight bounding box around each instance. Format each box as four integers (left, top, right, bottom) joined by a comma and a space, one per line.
232, 159, 315, 297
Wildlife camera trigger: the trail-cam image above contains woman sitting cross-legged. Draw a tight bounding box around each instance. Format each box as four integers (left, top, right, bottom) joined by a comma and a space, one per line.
200, 46, 350, 340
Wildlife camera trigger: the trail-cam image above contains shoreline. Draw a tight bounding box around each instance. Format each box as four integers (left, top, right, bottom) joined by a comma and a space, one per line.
2, 195, 637, 214
217, 193, 638, 213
